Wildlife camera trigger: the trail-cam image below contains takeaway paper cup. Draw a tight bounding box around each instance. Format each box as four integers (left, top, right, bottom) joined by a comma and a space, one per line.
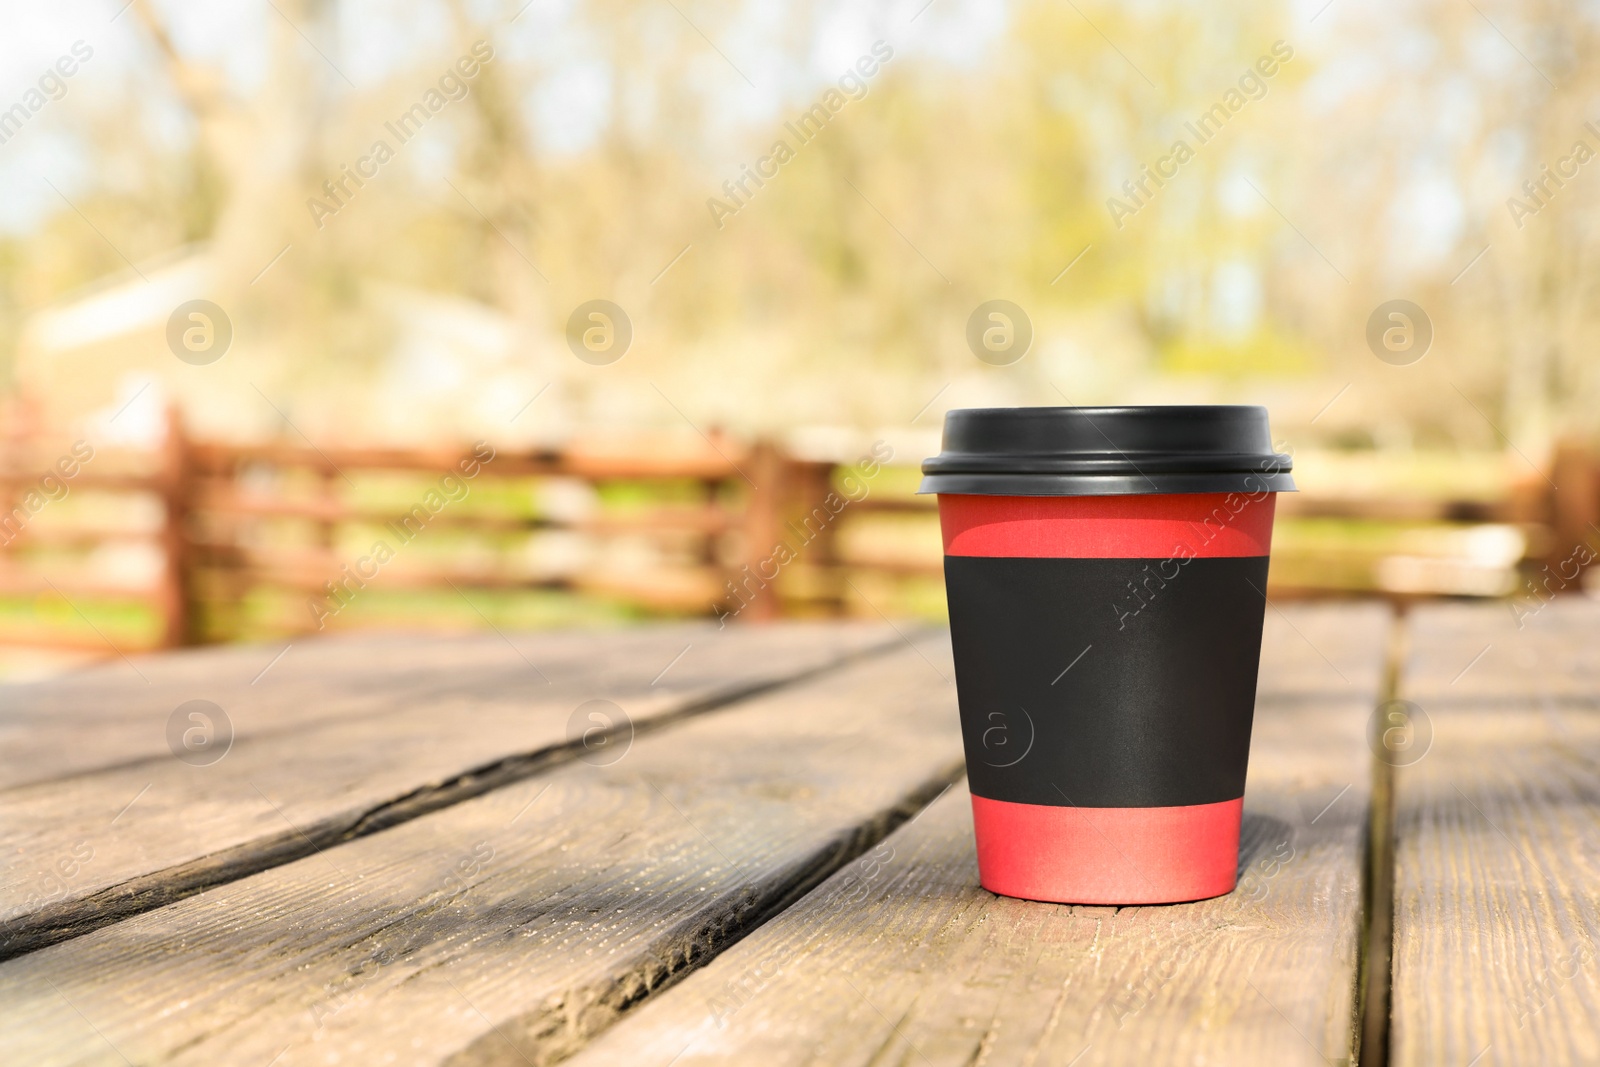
920, 406, 1294, 905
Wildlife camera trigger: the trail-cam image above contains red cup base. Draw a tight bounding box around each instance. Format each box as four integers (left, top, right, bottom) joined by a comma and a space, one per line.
971, 794, 1244, 905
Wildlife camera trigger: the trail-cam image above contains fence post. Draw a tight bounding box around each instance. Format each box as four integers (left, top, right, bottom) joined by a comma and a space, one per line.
1548, 440, 1599, 589
735, 442, 787, 621
158, 404, 198, 646
0, 395, 20, 569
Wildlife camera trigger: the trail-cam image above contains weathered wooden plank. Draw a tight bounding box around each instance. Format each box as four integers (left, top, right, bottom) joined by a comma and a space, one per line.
0, 625, 726, 786
1396, 596, 1599, 699
0, 622, 896, 959
1391, 599, 1600, 1067
0, 634, 963, 1066
568, 602, 1390, 1067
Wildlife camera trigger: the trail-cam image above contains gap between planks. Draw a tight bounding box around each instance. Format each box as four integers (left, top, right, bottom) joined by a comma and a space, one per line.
0, 630, 917, 965
559, 603, 1394, 1067
463, 763, 968, 1067
483, 607, 1403, 1067
1357, 605, 1407, 1067
0, 634, 968, 1067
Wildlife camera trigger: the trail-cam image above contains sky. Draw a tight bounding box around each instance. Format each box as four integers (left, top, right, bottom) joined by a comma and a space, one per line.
1, 0, 1499, 253
0, 0, 1522, 330
0, 0, 1015, 235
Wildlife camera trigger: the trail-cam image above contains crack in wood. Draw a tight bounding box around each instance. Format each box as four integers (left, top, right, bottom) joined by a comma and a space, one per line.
1357, 606, 1407, 1067
441, 763, 966, 1067
0, 633, 915, 965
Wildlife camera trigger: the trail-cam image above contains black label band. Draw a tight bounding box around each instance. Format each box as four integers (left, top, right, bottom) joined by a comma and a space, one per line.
946, 554, 1269, 808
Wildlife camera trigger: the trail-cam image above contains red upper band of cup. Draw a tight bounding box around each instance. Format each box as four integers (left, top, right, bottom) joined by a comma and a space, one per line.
938, 492, 1276, 559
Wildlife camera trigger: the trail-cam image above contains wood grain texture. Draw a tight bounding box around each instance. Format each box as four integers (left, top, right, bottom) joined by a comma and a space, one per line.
0, 628, 621, 786
567, 603, 1391, 1067
0, 622, 896, 959
1391, 599, 1600, 1067
0, 624, 870, 786
0, 634, 963, 1066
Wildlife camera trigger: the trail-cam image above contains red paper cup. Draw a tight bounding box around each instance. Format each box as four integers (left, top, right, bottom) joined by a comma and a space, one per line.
920, 407, 1293, 905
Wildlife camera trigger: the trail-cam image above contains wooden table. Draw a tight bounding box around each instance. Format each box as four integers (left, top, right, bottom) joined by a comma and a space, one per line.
0, 600, 1593, 1065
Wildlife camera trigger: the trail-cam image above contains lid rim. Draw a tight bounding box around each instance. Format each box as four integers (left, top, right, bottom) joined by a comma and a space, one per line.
921, 455, 1292, 474
924, 404, 1293, 485
916, 470, 1298, 497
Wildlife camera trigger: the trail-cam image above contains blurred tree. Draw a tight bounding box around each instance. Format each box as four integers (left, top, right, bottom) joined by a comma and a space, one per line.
2, 0, 1595, 453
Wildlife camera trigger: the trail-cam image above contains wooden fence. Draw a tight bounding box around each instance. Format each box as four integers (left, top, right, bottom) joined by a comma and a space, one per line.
2, 407, 1597, 653
0, 409, 910, 650
0, 407, 189, 651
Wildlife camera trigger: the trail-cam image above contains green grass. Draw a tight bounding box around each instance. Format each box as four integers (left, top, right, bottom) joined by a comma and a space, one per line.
0, 595, 163, 649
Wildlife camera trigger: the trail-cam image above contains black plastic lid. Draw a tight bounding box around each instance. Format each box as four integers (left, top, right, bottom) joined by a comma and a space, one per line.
918, 405, 1295, 496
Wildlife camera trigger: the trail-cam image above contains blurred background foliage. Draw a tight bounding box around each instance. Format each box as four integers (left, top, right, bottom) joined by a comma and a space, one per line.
0, 0, 1594, 442
1, 0, 1597, 669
